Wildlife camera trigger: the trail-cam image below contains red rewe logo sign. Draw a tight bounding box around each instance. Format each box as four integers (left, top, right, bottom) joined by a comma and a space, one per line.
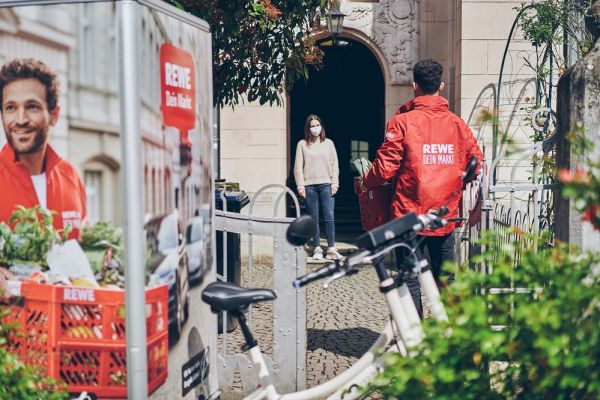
160, 43, 196, 131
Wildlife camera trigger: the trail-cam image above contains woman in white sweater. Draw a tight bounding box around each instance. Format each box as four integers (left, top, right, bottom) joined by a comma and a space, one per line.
293, 114, 342, 260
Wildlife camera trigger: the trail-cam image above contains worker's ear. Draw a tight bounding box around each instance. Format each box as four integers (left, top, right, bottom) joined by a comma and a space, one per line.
49, 105, 60, 127
413, 82, 424, 96
438, 82, 445, 93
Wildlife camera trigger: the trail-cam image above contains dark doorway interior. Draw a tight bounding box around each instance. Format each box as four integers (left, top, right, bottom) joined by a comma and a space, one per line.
289, 38, 385, 241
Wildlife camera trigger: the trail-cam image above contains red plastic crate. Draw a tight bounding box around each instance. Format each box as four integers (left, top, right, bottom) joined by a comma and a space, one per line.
2, 282, 168, 398
354, 177, 393, 231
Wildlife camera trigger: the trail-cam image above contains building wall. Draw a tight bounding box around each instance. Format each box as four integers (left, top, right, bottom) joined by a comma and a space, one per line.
419, 0, 456, 110
459, 0, 525, 120
219, 98, 288, 256
220, 101, 288, 197
458, 0, 542, 190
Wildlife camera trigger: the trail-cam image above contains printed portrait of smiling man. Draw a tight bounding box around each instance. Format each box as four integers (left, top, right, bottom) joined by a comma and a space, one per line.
1, 62, 59, 160
0, 58, 87, 241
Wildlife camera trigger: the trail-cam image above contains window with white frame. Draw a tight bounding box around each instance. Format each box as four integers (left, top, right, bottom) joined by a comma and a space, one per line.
350, 140, 369, 171
78, 3, 95, 85
108, 3, 117, 92
85, 170, 102, 223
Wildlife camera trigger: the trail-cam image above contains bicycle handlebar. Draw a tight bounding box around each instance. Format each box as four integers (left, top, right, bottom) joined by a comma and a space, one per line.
293, 263, 340, 288
293, 210, 449, 288
292, 156, 478, 288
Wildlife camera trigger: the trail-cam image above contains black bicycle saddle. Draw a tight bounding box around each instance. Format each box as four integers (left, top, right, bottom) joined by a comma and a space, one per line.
202, 281, 276, 313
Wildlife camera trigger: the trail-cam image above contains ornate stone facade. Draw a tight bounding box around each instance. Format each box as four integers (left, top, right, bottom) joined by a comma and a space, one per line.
341, 0, 419, 84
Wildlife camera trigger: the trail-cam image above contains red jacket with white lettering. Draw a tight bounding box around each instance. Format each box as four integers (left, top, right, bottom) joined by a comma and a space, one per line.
364, 96, 483, 236
0, 144, 87, 240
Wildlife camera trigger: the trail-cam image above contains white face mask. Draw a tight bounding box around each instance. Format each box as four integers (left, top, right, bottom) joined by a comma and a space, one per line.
310, 126, 322, 136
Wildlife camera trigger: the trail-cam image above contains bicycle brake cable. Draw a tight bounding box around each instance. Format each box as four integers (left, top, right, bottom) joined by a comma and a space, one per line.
389, 313, 403, 355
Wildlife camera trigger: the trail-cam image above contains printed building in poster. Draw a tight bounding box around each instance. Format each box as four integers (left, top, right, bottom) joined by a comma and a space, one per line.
0, 3, 211, 226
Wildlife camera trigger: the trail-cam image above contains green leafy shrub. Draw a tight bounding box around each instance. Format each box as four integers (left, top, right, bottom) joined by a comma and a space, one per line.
0, 308, 68, 399
516, 0, 592, 54
0, 205, 70, 267
80, 222, 125, 287
80, 221, 123, 252
168, 0, 323, 107
368, 230, 600, 399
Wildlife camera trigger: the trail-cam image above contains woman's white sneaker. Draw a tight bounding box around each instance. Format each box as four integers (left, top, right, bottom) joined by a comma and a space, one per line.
312, 246, 324, 260
326, 247, 343, 260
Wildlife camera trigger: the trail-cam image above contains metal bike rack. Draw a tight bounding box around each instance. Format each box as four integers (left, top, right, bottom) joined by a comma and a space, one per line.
214, 184, 307, 396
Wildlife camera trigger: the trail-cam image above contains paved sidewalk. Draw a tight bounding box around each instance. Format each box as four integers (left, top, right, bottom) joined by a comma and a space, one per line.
304, 247, 388, 386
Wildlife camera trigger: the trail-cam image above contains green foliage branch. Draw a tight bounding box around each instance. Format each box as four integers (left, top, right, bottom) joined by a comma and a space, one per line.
367, 230, 600, 399
517, 0, 592, 67
80, 222, 125, 285
511, 1, 592, 207
168, 0, 326, 108
80, 221, 123, 252
0, 205, 70, 267
0, 310, 68, 399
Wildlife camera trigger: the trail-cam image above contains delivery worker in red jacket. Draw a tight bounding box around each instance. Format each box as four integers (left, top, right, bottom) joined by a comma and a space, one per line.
362, 59, 483, 316
0, 58, 87, 297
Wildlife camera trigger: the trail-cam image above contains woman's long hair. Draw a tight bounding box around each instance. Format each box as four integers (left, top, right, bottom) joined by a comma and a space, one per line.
303, 114, 326, 142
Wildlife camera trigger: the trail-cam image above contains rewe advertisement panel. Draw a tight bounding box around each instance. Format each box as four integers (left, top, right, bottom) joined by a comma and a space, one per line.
0, 1, 216, 398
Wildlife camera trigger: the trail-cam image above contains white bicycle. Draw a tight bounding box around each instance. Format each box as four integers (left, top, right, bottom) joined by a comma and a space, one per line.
202, 158, 478, 400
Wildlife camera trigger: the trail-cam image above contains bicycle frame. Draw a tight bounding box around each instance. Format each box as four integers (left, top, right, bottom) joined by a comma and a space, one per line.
240, 265, 446, 400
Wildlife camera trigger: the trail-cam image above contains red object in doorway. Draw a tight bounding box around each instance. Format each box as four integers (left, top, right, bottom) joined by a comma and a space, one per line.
354, 176, 393, 231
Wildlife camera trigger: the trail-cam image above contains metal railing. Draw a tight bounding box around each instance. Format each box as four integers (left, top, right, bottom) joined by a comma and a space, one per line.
215, 185, 307, 397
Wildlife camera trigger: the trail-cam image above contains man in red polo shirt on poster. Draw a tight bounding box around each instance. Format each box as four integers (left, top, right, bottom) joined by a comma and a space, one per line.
0, 58, 87, 297
362, 59, 483, 316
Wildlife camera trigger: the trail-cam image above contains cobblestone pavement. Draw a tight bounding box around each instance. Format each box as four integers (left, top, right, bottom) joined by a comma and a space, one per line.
304, 256, 389, 386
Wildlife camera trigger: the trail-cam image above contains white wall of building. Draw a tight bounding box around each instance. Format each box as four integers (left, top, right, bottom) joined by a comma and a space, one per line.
459, 0, 545, 194
219, 98, 288, 256
419, 0, 457, 110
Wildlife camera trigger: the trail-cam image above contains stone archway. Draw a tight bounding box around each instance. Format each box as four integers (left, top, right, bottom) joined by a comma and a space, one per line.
288, 36, 386, 239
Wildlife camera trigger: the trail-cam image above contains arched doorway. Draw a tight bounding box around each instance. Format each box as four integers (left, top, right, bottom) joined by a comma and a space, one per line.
289, 37, 385, 239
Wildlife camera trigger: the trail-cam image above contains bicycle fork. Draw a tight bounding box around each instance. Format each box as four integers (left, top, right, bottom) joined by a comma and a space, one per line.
419, 269, 448, 321
372, 258, 424, 348
371, 254, 448, 349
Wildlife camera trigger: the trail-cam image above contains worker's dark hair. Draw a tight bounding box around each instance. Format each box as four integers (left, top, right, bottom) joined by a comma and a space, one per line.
0, 58, 60, 112
413, 59, 443, 95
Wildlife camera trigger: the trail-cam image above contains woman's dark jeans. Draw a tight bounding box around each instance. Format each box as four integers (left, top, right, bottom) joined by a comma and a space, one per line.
305, 183, 335, 248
